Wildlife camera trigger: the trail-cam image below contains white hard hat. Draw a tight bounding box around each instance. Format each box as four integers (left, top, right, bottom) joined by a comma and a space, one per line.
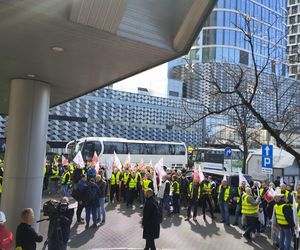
0, 211, 6, 224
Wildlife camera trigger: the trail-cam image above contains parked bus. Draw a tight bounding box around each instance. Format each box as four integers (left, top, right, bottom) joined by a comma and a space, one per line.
66, 137, 187, 169
189, 147, 244, 172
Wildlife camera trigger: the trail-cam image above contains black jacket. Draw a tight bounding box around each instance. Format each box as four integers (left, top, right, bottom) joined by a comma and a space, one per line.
16, 223, 43, 250
142, 196, 160, 239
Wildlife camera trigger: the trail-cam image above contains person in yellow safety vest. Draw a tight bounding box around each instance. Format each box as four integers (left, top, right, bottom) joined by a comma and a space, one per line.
43, 160, 51, 191
201, 177, 216, 221
185, 176, 200, 221
49, 164, 60, 194
122, 168, 130, 203
126, 171, 137, 208
217, 179, 232, 225
273, 194, 294, 250
279, 183, 292, 203
140, 173, 153, 209
110, 168, 121, 203
233, 181, 246, 226
241, 187, 260, 241
171, 175, 180, 214
61, 166, 71, 197
136, 169, 143, 204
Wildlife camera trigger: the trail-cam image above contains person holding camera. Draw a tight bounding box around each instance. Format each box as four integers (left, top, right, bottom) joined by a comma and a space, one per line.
16, 208, 43, 250
47, 197, 74, 250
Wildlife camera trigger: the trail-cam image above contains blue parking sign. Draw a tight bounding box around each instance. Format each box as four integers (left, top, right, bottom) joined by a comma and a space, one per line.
262, 144, 273, 174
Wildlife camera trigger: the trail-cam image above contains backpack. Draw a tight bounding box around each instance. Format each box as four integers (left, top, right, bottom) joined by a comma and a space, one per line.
82, 185, 97, 203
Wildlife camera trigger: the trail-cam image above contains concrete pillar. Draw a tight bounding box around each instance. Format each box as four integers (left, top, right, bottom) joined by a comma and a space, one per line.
1, 79, 50, 232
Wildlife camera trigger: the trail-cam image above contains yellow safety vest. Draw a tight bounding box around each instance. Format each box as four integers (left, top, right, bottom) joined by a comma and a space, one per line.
241, 194, 259, 215
136, 172, 143, 185
236, 187, 243, 203
50, 168, 59, 180
274, 203, 289, 226
123, 173, 130, 185
189, 182, 200, 199
280, 189, 289, 199
202, 183, 211, 195
171, 180, 180, 195
143, 179, 152, 189
111, 172, 121, 185
61, 171, 71, 185
69, 164, 75, 174
218, 186, 230, 202
129, 176, 137, 189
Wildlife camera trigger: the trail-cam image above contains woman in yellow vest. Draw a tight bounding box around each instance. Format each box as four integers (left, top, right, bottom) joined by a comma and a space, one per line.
126, 171, 137, 208
241, 187, 260, 241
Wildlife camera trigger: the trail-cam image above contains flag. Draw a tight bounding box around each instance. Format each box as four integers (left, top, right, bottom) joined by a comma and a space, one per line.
293, 195, 300, 238
124, 153, 131, 166
280, 177, 284, 185
92, 151, 100, 173
154, 158, 166, 179
198, 164, 205, 183
153, 169, 158, 195
106, 156, 114, 179
62, 155, 69, 166
113, 151, 122, 170
238, 170, 250, 187
222, 175, 227, 182
73, 151, 85, 169
139, 158, 144, 170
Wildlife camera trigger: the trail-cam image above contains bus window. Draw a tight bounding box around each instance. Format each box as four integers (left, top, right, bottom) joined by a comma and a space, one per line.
169, 145, 175, 155
103, 142, 127, 154
127, 143, 141, 154
142, 143, 155, 154
82, 141, 95, 161
175, 145, 185, 155
94, 141, 102, 155
155, 144, 170, 155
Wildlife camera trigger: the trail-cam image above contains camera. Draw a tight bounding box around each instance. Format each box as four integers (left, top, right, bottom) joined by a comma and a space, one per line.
42, 200, 68, 218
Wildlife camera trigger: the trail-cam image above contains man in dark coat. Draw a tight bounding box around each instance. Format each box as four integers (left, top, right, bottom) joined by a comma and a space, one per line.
142, 188, 160, 250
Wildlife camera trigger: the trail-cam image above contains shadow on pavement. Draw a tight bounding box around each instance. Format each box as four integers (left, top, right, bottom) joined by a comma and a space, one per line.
68, 223, 100, 248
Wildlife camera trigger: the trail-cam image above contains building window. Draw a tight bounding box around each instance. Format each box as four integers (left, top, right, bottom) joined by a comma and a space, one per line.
290, 35, 296, 44
169, 91, 179, 97
290, 0, 296, 5
202, 29, 216, 45
292, 25, 298, 33
291, 65, 297, 74
239, 50, 249, 65
202, 47, 216, 63
137, 87, 148, 94
292, 6, 298, 14
290, 16, 296, 25
204, 11, 217, 26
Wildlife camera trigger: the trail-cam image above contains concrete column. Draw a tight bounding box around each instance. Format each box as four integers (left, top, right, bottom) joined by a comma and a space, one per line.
1, 79, 50, 232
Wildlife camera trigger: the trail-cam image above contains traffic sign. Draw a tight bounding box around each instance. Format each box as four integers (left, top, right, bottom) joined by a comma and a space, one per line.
224, 147, 232, 158
262, 144, 273, 174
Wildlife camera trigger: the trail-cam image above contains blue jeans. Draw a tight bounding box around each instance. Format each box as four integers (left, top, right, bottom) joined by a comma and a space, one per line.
97, 197, 106, 222
61, 184, 69, 197
279, 228, 292, 250
219, 201, 229, 224
85, 206, 97, 225
234, 203, 241, 224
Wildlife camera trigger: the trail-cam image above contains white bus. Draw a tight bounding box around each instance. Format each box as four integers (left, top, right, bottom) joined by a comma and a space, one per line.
189, 147, 244, 172
66, 137, 187, 169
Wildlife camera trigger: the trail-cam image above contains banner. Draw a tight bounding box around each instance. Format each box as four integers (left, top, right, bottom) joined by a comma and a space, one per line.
73, 151, 85, 169
113, 151, 122, 170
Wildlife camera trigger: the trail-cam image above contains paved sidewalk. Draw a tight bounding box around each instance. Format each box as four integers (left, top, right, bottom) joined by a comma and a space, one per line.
37, 201, 274, 250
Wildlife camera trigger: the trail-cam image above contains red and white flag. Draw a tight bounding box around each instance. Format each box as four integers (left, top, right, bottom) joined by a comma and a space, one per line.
73, 151, 85, 169
92, 151, 100, 173
62, 155, 69, 166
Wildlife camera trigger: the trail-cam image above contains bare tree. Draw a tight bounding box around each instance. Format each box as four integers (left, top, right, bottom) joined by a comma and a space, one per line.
178, 14, 300, 171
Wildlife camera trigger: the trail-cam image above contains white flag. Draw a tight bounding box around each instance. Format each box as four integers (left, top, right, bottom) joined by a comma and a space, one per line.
198, 165, 205, 183
106, 156, 113, 179
280, 177, 284, 185
92, 151, 100, 173
124, 153, 131, 166
293, 195, 300, 238
153, 169, 158, 195
73, 151, 85, 169
238, 170, 250, 187
114, 151, 122, 170
154, 158, 166, 180
222, 175, 227, 182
